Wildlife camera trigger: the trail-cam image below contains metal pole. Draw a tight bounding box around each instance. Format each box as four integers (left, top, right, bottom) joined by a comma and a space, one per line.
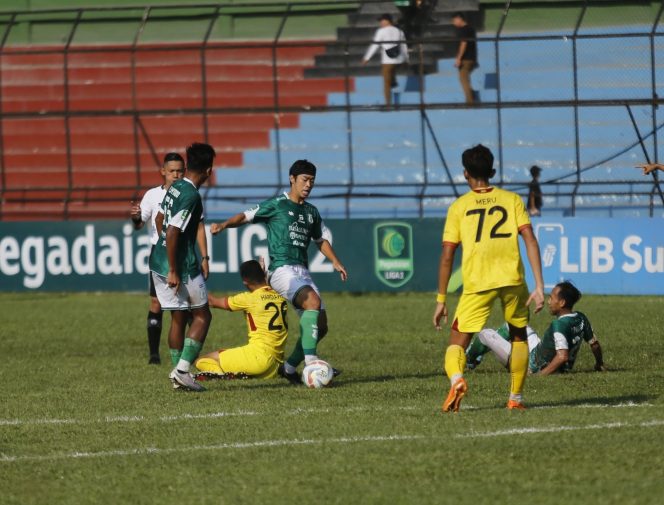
131, 7, 151, 195
626, 104, 664, 207
201, 5, 220, 145
495, 0, 511, 184
570, 2, 587, 217
271, 3, 291, 193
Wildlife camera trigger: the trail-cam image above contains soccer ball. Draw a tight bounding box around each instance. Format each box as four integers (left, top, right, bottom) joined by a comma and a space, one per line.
301, 360, 334, 389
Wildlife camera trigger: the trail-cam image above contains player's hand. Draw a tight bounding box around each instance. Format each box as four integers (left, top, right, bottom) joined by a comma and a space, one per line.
210, 222, 225, 234
636, 163, 663, 175
333, 262, 348, 281
130, 201, 141, 221
167, 270, 180, 290
526, 287, 545, 313
201, 259, 209, 280
433, 302, 447, 330
454, 58, 461, 68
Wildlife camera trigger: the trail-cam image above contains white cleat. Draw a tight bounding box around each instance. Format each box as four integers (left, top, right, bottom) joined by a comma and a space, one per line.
169, 368, 205, 392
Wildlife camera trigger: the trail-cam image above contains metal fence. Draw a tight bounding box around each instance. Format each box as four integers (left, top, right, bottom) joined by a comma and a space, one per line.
1, 0, 663, 219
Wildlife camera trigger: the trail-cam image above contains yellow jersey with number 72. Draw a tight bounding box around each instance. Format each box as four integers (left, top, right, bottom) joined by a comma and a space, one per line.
443, 186, 531, 294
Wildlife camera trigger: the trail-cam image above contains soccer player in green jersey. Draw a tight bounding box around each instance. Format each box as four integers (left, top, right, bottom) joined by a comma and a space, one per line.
433, 144, 545, 411
210, 160, 347, 384
466, 281, 605, 375
150, 142, 216, 391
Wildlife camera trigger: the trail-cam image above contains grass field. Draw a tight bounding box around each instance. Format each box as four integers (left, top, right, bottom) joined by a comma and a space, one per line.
2, 291, 664, 505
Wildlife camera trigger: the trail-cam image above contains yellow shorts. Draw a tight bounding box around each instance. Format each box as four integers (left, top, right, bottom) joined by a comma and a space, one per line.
453, 283, 530, 334
195, 344, 282, 379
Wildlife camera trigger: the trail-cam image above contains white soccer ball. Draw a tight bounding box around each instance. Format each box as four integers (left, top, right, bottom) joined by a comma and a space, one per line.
301, 360, 334, 389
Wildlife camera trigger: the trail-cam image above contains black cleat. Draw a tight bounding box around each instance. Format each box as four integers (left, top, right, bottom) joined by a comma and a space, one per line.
148, 354, 161, 365
332, 367, 342, 378
278, 364, 302, 385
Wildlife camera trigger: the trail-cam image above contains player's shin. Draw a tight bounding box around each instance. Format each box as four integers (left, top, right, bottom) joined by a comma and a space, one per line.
176, 337, 203, 373
300, 309, 320, 365
169, 348, 182, 367
285, 338, 304, 373
509, 341, 528, 401
147, 311, 163, 355
445, 344, 466, 383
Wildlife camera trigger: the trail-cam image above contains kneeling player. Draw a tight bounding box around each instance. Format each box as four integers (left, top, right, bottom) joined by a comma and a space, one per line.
195, 260, 288, 380
466, 281, 605, 375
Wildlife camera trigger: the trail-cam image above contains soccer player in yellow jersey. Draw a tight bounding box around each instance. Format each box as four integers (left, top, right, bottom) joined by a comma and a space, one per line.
433, 144, 545, 411
194, 260, 288, 379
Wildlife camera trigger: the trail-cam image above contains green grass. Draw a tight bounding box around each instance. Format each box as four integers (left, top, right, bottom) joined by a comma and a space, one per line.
2, 291, 664, 505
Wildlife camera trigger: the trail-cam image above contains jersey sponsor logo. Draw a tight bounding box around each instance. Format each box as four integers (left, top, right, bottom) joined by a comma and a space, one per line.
373, 222, 414, 288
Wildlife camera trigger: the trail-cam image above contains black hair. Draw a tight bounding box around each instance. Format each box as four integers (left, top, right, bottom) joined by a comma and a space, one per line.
163, 152, 184, 166
289, 159, 317, 178
186, 142, 216, 173
452, 12, 467, 21
530, 165, 542, 177
240, 260, 266, 284
462, 144, 494, 180
555, 280, 582, 309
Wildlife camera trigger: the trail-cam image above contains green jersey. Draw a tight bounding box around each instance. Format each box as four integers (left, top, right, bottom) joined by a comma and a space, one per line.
530, 311, 594, 373
149, 178, 203, 279
244, 193, 324, 271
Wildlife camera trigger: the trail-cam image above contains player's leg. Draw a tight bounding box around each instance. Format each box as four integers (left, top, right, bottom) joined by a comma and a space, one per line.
476, 328, 512, 367
293, 285, 321, 362
147, 274, 163, 364
465, 333, 489, 369
443, 290, 495, 412
198, 346, 277, 379
502, 284, 531, 409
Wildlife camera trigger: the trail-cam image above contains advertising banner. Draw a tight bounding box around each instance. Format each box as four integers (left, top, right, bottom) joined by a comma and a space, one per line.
1, 218, 662, 294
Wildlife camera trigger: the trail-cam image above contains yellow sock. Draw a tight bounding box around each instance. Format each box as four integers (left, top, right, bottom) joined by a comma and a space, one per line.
194, 357, 223, 373
509, 341, 529, 397
444, 344, 466, 382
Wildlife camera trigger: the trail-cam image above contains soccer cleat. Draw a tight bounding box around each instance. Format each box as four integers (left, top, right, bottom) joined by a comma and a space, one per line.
148, 354, 161, 365
442, 377, 467, 413
466, 354, 483, 371
169, 368, 205, 392
332, 367, 342, 378
194, 371, 249, 381
277, 364, 302, 385
506, 399, 526, 410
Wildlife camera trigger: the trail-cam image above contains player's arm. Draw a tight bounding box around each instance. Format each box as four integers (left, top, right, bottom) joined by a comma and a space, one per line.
537, 349, 569, 376
210, 212, 248, 234
433, 242, 457, 330
520, 225, 545, 313
165, 225, 182, 289
130, 200, 145, 230
208, 293, 231, 311
197, 220, 209, 280
316, 239, 347, 281
589, 335, 606, 371
155, 211, 164, 237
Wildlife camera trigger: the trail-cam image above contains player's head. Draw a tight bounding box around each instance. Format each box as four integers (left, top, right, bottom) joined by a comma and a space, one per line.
288, 159, 317, 200
186, 142, 216, 174
239, 260, 266, 288
462, 144, 495, 181
161, 152, 184, 187
378, 13, 393, 27
548, 280, 581, 315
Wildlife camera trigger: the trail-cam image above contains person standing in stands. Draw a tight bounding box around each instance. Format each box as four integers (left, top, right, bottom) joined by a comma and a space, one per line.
452, 12, 477, 104
361, 13, 409, 107
527, 165, 543, 217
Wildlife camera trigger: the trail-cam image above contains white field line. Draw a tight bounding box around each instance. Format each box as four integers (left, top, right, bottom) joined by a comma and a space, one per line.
456, 419, 664, 439
0, 435, 425, 464
3, 419, 664, 464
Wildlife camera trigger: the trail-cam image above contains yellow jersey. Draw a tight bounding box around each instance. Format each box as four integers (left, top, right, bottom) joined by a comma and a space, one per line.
227, 286, 288, 358
443, 186, 531, 294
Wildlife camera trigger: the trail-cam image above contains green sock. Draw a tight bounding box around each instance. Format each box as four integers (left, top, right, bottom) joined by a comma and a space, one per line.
287, 338, 304, 368
180, 338, 203, 366
299, 310, 319, 356
169, 348, 182, 367
466, 335, 489, 364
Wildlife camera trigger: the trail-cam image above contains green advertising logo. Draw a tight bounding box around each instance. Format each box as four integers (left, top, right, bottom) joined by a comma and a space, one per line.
374, 222, 414, 288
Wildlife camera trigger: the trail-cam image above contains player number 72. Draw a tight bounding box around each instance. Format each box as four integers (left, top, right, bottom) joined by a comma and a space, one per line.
465, 206, 512, 242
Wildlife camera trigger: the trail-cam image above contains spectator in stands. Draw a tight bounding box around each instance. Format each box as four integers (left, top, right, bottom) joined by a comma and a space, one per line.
637, 163, 664, 174
527, 165, 543, 216
397, 1, 436, 40
362, 13, 409, 107
130, 153, 184, 365
452, 12, 477, 104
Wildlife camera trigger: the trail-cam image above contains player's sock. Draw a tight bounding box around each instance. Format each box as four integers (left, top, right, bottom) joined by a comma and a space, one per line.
300, 309, 320, 357
286, 338, 304, 369
169, 348, 182, 367
465, 335, 488, 364
147, 311, 163, 355
176, 337, 203, 373
509, 341, 529, 399
444, 344, 466, 383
